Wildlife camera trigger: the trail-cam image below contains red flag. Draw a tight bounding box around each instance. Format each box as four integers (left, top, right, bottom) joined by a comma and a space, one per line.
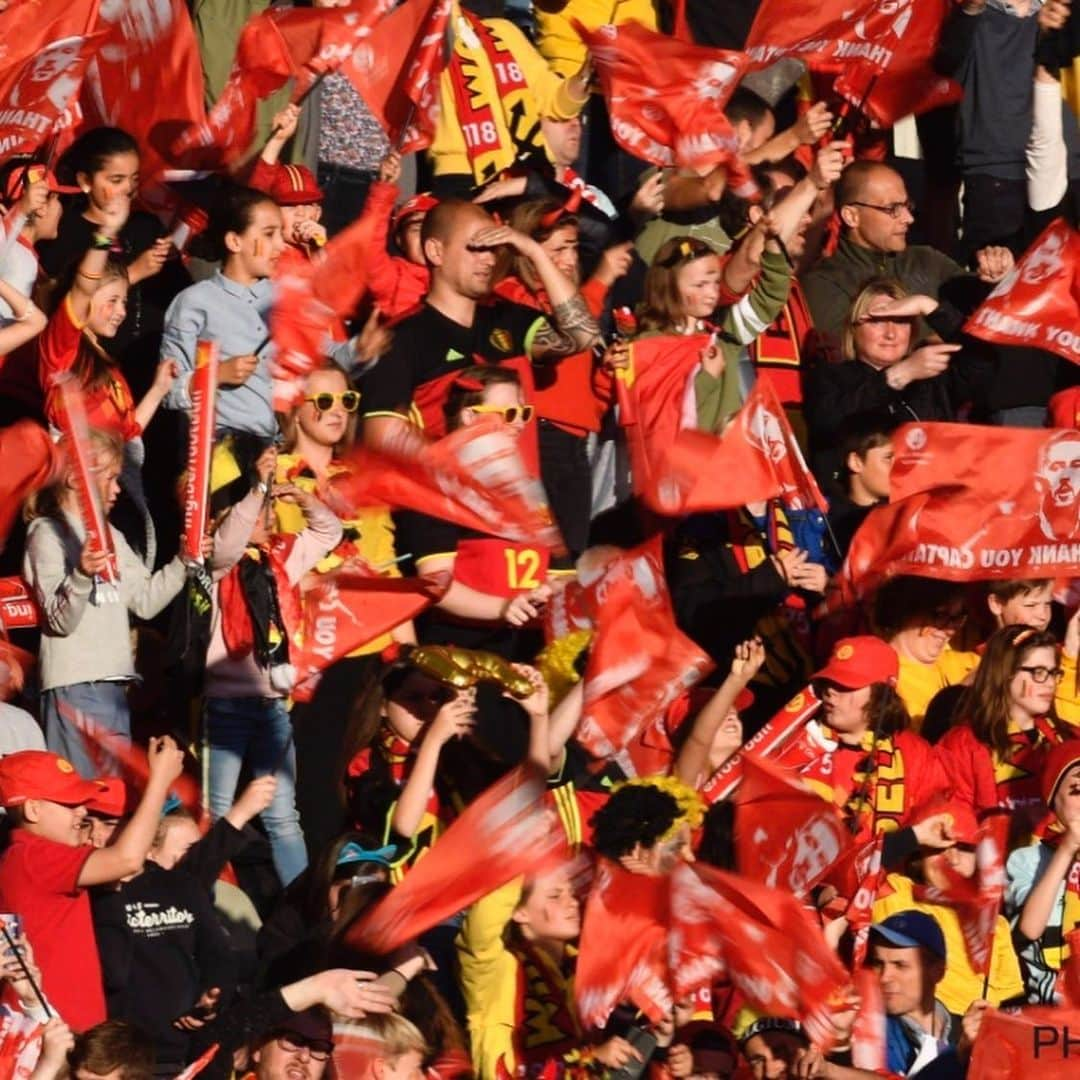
348, 766, 567, 953
822, 831, 886, 967
174, 1044, 220, 1080
62, 703, 203, 816
549, 540, 713, 768
965, 219, 1080, 366
335, 418, 565, 553
0, 30, 103, 158
733, 754, 851, 900
840, 422, 1080, 596
182, 341, 217, 563
79, 0, 204, 183
673, 862, 850, 1046
55, 378, 119, 587
270, 208, 381, 412
700, 687, 822, 805
968, 1006, 1080, 1079
746, 0, 960, 124
0, 0, 99, 75
617, 332, 712, 495
346, 0, 452, 154
0, 421, 60, 551
575, 860, 672, 1029
850, 967, 887, 1073
912, 810, 1008, 975
172, 0, 391, 168
576, 23, 753, 186
290, 568, 445, 702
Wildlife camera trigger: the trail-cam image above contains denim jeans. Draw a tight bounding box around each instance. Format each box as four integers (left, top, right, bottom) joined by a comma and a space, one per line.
42, 681, 130, 778
204, 696, 307, 887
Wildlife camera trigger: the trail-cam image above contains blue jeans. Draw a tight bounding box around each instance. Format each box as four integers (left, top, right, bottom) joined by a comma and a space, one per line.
204, 697, 307, 887
42, 681, 130, 778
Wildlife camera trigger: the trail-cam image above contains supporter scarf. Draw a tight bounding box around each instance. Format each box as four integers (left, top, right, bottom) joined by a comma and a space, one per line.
795, 725, 907, 840
446, 10, 540, 183
749, 284, 814, 408
993, 717, 1063, 808
219, 540, 296, 667
514, 939, 581, 1064
1033, 826, 1080, 972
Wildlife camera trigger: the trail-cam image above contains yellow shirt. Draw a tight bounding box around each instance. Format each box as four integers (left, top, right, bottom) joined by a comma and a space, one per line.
534, 0, 659, 77
896, 648, 979, 731
1055, 652, 1080, 728
275, 453, 401, 656
873, 873, 1023, 1016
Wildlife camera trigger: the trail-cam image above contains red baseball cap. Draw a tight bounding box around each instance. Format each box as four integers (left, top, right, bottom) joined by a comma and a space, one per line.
0, 750, 103, 808
392, 192, 438, 228
85, 777, 126, 818
1042, 739, 1080, 806
812, 636, 899, 690
253, 163, 323, 206
913, 799, 979, 846
3, 163, 79, 203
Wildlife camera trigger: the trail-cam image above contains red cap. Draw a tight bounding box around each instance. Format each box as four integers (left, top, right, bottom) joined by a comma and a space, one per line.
3, 163, 79, 203
392, 192, 438, 228
255, 163, 323, 207
0, 750, 103, 808
1042, 739, 1080, 806
812, 636, 899, 690
85, 777, 126, 818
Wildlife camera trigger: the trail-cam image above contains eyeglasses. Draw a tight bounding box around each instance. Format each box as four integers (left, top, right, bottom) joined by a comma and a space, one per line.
469, 403, 535, 423
656, 237, 713, 268
848, 199, 916, 220
305, 390, 360, 413
276, 1035, 333, 1062
1017, 665, 1065, 684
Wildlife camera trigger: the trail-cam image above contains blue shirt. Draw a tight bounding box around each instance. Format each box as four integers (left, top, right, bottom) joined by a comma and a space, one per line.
161, 271, 276, 437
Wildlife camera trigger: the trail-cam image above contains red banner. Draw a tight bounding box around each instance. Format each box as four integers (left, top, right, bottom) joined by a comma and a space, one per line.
965, 219, 1080, 366
841, 422, 1080, 595
172, 0, 391, 167
347, 766, 567, 953
79, 0, 205, 183
346, 0, 452, 154
0, 578, 39, 632
290, 568, 445, 702
733, 754, 851, 900
576, 22, 753, 185
182, 341, 217, 563
335, 418, 565, 553
576, 860, 672, 1029
546, 540, 713, 768
0, 420, 60, 551
55, 378, 119, 586
968, 1007, 1080, 1079
0, 30, 103, 158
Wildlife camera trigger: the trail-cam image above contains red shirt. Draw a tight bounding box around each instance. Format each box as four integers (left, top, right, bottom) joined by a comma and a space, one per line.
39, 296, 140, 441
0, 829, 104, 1031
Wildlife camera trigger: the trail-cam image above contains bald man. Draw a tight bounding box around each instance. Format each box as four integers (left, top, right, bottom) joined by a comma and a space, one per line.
360, 198, 599, 447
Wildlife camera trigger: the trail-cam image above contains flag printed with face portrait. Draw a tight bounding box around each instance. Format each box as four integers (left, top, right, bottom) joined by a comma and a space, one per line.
0, 30, 103, 157
965, 219, 1080, 366
574, 22, 753, 185
839, 422, 1080, 597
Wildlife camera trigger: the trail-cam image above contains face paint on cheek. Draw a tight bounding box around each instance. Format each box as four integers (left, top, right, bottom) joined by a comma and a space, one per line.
1020, 677, 1032, 699
253, 237, 262, 258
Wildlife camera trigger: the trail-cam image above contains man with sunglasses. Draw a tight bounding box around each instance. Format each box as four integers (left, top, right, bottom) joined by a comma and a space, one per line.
248, 1008, 335, 1080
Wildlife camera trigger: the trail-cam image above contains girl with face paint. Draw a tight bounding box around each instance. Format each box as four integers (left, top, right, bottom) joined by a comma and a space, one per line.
936, 625, 1069, 846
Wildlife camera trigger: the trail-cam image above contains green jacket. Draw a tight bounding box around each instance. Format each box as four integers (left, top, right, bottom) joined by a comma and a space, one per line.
800, 234, 967, 343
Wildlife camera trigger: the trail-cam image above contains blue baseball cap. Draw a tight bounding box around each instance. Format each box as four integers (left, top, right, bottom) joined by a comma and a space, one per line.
870, 910, 946, 961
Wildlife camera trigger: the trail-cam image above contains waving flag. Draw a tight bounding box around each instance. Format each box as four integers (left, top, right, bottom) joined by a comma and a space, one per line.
733, 754, 850, 900
335, 417, 565, 553
840, 422, 1080, 597
346, 0, 453, 153
0, 422, 60, 551
545, 540, 713, 770
575, 22, 753, 185
348, 766, 566, 953
966, 219, 1080, 366
172, 0, 392, 167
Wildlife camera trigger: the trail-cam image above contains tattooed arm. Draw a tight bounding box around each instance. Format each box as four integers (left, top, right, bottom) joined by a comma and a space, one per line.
469, 224, 601, 360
